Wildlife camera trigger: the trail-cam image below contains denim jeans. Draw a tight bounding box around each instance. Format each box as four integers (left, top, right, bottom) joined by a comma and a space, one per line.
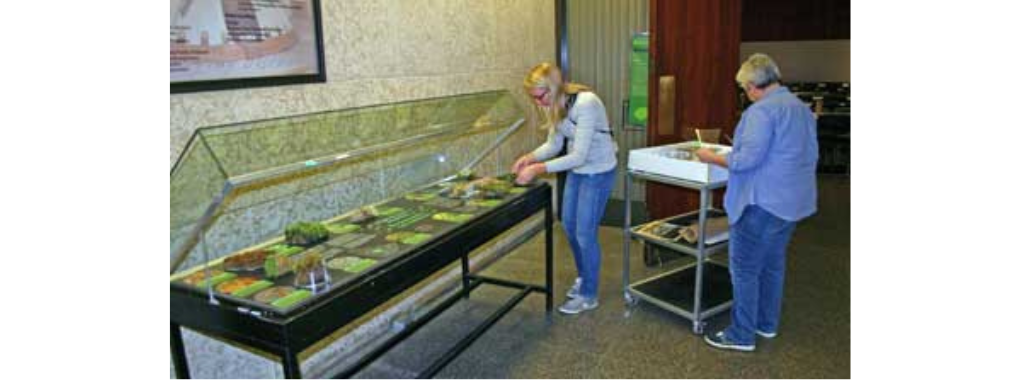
725, 205, 796, 345
561, 168, 616, 299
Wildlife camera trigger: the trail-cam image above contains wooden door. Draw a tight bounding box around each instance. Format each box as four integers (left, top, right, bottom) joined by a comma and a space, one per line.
646, 0, 742, 219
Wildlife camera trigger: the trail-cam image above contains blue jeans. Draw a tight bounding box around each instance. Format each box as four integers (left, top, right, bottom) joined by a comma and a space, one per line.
725, 205, 796, 345
561, 169, 616, 299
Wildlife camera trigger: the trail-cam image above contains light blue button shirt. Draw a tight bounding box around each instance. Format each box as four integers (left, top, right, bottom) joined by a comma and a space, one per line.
725, 86, 818, 225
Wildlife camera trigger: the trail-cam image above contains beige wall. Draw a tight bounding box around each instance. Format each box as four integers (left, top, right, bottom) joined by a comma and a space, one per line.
171, 0, 556, 166
740, 40, 850, 83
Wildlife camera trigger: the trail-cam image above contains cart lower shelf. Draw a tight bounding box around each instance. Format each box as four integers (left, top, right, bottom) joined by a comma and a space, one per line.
628, 261, 733, 332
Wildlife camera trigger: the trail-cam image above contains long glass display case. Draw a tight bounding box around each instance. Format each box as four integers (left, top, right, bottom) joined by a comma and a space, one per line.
170, 90, 554, 378
171, 173, 539, 316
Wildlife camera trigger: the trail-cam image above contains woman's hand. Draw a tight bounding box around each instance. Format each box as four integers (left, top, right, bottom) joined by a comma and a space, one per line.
511, 153, 536, 174
695, 148, 727, 167
515, 163, 546, 185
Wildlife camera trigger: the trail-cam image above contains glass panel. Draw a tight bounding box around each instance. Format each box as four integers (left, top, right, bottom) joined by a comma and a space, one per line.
202, 151, 454, 260
194, 90, 519, 179
170, 90, 526, 310
170, 135, 228, 274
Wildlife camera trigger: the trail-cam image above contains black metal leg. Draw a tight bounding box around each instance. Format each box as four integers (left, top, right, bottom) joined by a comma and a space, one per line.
545, 203, 554, 316
461, 254, 471, 299
418, 287, 534, 378
335, 279, 485, 378
282, 349, 301, 379
171, 323, 190, 379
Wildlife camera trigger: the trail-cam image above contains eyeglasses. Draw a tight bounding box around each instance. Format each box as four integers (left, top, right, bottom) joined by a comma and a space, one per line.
529, 89, 549, 102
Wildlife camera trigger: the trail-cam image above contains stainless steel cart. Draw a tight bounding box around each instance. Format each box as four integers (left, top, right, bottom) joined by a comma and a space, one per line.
622, 169, 732, 334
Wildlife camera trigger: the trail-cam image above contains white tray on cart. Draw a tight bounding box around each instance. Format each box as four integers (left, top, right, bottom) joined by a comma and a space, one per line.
627, 141, 731, 183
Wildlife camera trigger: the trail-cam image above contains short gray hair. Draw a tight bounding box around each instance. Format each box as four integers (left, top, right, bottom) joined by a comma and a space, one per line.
735, 53, 782, 89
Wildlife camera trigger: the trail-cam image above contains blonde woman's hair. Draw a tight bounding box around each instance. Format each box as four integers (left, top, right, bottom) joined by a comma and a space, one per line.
523, 63, 590, 130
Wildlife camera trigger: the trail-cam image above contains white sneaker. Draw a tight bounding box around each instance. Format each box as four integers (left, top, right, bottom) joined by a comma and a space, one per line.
566, 277, 582, 299
756, 330, 777, 339
558, 297, 598, 315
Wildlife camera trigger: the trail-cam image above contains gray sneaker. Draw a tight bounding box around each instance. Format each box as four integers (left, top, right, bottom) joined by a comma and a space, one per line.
566, 277, 582, 299
558, 297, 598, 315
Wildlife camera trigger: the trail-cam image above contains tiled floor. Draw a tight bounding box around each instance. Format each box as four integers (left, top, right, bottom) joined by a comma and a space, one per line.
352, 177, 850, 378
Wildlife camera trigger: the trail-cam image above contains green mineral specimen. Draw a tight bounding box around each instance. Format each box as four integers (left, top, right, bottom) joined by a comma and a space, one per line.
405, 192, 437, 202
432, 212, 474, 224
327, 256, 378, 273
231, 280, 274, 298
285, 222, 330, 247
326, 223, 361, 235
270, 289, 313, 309
376, 207, 405, 217
468, 199, 502, 208
267, 244, 303, 256
196, 272, 237, 289
399, 233, 433, 245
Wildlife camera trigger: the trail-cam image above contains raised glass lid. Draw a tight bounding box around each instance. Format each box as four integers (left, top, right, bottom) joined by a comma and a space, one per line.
171, 90, 524, 274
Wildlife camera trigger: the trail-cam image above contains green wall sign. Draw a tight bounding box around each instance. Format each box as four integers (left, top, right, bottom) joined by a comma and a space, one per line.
627, 33, 649, 127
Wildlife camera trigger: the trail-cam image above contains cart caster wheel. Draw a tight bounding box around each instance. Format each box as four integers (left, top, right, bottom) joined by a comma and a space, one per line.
624, 292, 638, 306
623, 293, 637, 318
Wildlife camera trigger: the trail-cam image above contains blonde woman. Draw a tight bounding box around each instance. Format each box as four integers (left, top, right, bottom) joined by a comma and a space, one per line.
512, 63, 618, 314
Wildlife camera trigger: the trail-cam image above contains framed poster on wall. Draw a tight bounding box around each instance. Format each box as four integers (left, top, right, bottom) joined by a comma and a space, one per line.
170, 0, 326, 93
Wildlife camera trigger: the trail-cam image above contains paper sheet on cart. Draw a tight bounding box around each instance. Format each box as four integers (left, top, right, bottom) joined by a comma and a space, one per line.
705, 231, 729, 245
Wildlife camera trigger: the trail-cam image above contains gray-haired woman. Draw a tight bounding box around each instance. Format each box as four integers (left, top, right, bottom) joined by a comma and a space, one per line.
697, 54, 818, 351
